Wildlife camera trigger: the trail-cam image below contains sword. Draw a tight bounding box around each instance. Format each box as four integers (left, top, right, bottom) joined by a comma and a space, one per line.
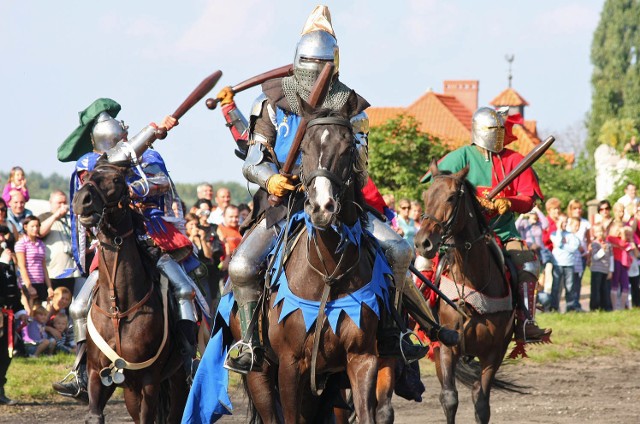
486, 135, 555, 200
205, 64, 293, 110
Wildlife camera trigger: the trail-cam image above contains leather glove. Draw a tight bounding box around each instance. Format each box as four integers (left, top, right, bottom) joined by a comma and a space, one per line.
476, 196, 496, 214
266, 174, 298, 197
493, 198, 511, 215
216, 86, 235, 106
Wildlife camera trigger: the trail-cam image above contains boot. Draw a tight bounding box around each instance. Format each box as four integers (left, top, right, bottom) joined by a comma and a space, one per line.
224, 301, 263, 375
401, 277, 459, 347
177, 320, 199, 383
0, 387, 16, 406
52, 343, 89, 404
515, 280, 551, 343
377, 297, 429, 363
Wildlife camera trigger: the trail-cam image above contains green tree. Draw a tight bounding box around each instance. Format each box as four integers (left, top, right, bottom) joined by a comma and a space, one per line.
598, 117, 639, 150
368, 115, 447, 201
533, 154, 596, 209
588, 0, 640, 154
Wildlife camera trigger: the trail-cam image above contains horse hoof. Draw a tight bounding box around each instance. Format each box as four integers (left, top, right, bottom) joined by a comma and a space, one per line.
84, 413, 104, 424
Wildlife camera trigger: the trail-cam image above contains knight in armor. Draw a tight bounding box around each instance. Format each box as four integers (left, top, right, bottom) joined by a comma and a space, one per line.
52, 98, 209, 400
215, 5, 458, 375
420, 106, 552, 343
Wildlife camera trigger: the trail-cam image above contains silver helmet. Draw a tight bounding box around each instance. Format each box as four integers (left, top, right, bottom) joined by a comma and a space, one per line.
471, 107, 505, 153
293, 6, 339, 92
91, 112, 128, 153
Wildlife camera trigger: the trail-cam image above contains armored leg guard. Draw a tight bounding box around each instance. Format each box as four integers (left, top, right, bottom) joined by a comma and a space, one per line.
515, 278, 552, 343
224, 300, 263, 374
177, 320, 199, 383
157, 254, 198, 322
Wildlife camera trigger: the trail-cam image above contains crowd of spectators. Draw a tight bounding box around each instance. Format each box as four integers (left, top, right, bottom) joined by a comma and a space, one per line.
0, 170, 250, 404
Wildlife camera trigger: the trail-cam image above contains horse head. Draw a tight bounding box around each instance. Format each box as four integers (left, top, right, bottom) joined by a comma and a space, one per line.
299, 95, 360, 228
73, 156, 130, 230
414, 159, 476, 259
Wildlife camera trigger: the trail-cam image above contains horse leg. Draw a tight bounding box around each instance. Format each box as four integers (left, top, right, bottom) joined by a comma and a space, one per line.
139, 382, 161, 424
471, 357, 500, 424
345, 353, 378, 424
123, 385, 142, 424
85, 367, 115, 424
278, 356, 303, 424
246, 368, 280, 424
438, 346, 459, 424
167, 369, 189, 424
375, 357, 395, 424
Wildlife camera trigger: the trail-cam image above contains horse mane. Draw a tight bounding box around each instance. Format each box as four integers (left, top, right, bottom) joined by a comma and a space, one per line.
434, 169, 492, 234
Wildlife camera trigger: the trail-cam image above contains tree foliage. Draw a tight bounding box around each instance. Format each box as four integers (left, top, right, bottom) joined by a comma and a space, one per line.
368, 115, 448, 201
588, 0, 640, 154
533, 154, 596, 209
598, 117, 639, 150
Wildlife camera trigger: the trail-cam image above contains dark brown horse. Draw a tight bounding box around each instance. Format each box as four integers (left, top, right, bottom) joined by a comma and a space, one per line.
231, 98, 391, 423
73, 159, 187, 424
414, 161, 519, 424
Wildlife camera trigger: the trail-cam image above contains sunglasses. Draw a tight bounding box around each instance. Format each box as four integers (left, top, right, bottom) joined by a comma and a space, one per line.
599, 207, 610, 211
399, 206, 410, 210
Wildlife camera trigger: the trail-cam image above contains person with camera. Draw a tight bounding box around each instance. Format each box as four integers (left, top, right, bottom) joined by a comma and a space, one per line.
38, 191, 78, 295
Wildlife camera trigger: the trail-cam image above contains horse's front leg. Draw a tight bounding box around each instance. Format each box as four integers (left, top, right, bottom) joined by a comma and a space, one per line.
139, 380, 161, 424
278, 354, 303, 424
437, 345, 459, 424
246, 365, 280, 424
85, 365, 115, 424
375, 357, 396, 424
346, 352, 378, 424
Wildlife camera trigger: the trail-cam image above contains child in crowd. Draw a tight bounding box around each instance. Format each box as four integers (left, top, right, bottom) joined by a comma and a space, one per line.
2, 166, 29, 204
21, 305, 54, 357
49, 313, 75, 354
568, 217, 586, 312
606, 223, 636, 310
589, 224, 614, 311
550, 214, 581, 312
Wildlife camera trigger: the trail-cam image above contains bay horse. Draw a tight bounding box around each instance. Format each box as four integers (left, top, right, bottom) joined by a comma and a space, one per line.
414, 161, 521, 424
73, 159, 187, 424
232, 96, 394, 423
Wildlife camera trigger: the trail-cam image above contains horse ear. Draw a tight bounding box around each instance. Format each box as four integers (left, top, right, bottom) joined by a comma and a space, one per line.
297, 93, 315, 118
456, 165, 470, 180
339, 90, 359, 118
429, 158, 439, 176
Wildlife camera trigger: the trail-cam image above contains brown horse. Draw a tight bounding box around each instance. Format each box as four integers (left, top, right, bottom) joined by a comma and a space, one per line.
414, 161, 520, 424
73, 159, 187, 424
238, 98, 391, 423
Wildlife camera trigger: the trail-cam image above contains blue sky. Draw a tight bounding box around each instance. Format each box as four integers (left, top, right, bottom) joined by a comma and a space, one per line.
1, 1, 603, 184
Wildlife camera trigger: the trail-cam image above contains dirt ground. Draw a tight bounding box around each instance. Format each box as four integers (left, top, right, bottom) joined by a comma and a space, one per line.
1, 354, 638, 423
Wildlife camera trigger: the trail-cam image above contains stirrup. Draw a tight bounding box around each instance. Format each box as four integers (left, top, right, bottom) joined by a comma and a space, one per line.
224, 340, 258, 374
54, 371, 82, 397
517, 318, 550, 343
399, 329, 428, 364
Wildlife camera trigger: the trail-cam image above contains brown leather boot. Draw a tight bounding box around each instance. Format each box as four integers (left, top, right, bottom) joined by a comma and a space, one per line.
515, 320, 552, 342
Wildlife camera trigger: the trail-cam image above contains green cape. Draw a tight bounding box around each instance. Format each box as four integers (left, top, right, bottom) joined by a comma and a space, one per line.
57, 98, 121, 162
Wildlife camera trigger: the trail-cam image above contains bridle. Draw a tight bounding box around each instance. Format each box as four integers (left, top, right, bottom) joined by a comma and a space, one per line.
422, 174, 467, 243
300, 116, 355, 202
81, 166, 131, 238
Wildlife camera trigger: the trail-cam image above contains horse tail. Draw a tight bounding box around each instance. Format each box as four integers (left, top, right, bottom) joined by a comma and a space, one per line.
455, 357, 530, 394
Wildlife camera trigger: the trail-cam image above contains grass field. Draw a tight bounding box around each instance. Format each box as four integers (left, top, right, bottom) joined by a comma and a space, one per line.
4, 309, 640, 403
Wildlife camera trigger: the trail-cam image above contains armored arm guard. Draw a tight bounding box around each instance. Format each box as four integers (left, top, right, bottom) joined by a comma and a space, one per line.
241, 95, 279, 190
106, 124, 160, 165
351, 111, 369, 188
221, 102, 249, 157
129, 164, 172, 199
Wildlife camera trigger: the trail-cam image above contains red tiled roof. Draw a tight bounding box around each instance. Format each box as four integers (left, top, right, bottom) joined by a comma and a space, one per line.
490, 88, 529, 107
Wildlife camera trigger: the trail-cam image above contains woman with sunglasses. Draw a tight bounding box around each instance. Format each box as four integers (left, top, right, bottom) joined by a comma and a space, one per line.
593, 200, 613, 236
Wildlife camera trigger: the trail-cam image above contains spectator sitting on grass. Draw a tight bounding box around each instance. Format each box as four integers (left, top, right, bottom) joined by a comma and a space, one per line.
21, 305, 55, 357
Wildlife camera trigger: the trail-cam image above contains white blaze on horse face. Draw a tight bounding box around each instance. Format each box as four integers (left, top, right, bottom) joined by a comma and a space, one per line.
313, 128, 334, 210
